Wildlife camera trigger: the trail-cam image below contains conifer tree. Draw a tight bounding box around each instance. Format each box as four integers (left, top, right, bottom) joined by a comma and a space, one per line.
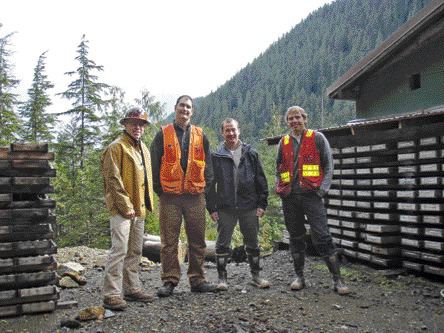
0, 30, 21, 145
102, 86, 128, 146
59, 34, 109, 168
20, 51, 55, 142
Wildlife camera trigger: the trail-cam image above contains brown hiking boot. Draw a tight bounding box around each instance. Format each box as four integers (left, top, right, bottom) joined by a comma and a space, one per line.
103, 296, 127, 311
124, 290, 155, 303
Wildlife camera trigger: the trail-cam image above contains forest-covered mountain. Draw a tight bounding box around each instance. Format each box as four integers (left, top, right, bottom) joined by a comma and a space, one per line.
193, 0, 431, 140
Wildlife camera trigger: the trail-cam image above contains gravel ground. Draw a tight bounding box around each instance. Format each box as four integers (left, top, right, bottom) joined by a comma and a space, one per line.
1, 247, 444, 333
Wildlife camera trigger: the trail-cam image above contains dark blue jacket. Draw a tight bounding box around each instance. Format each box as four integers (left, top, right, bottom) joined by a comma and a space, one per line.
206, 142, 268, 213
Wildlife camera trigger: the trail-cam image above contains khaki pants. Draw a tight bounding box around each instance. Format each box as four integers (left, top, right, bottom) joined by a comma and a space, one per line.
159, 193, 206, 287
103, 215, 145, 297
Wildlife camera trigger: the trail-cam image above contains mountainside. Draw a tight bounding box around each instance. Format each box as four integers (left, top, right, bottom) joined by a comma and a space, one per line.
193, 0, 431, 141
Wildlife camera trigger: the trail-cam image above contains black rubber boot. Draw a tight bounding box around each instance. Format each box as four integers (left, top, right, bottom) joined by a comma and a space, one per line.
247, 255, 270, 289
290, 251, 306, 290
289, 236, 306, 290
216, 255, 228, 291
324, 253, 350, 295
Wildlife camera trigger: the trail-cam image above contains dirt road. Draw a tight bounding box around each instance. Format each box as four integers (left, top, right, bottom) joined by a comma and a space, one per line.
1, 249, 443, 333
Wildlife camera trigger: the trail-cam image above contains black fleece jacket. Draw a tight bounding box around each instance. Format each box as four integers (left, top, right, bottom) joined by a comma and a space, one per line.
206, 142, 268, 213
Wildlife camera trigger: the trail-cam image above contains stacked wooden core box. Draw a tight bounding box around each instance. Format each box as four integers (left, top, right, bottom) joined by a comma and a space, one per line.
0, 143, 58, 317
323, 109, 444, 278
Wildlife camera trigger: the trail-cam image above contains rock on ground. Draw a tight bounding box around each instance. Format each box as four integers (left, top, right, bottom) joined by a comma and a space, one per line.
1, 248, 443, 333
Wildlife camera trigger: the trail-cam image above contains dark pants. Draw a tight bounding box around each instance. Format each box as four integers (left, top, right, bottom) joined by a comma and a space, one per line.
159, 193, 206, 287
282, 192, 335, 257
215, 209, 260, 257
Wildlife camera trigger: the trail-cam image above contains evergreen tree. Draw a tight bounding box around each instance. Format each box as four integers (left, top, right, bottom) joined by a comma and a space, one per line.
20, 51, 55, 142
102, 86, 129, 146
135, 89, 166, 142
59, 34, 109, 168
0, 30, 21, 144
192, 0, 431, 142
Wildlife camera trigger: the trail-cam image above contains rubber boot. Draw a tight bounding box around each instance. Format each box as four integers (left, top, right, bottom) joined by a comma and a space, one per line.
247, 255, 270, 289
216, 255, 228, 291
290, 251, 306, 290
324, 253, 350, 295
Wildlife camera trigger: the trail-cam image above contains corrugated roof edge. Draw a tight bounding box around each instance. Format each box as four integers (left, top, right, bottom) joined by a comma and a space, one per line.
264, 105, 444, 145
326, 0, 444, 100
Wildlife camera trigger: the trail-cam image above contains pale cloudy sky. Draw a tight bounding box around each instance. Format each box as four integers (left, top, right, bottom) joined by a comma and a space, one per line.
2, 0, 333, 114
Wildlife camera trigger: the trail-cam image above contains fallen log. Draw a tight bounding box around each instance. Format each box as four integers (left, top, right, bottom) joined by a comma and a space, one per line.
142, 234, 247, 263
142, 234, 187, 263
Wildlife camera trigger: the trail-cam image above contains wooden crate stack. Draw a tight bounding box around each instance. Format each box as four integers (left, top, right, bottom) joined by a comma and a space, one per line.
327, 142, 403, 268
397, 136, 444, 277
0, 143, 58, 317
326, 127, 444, 277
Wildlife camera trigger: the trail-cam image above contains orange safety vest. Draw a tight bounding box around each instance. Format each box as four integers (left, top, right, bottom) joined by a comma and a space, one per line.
160, 124, 206, 194
276, 129, 323, 193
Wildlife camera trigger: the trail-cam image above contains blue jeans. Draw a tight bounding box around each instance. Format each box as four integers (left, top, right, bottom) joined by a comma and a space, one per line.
215, 209, 260, 257
282, 192, 335, 257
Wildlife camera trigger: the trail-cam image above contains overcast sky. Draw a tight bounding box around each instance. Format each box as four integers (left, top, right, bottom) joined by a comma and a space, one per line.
2, 0, 333, 114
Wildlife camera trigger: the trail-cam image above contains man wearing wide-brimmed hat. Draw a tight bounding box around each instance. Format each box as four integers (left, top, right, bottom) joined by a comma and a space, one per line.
101, 107, 155, 310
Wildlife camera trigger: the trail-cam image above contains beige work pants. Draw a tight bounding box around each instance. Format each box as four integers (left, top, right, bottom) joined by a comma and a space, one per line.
103, 215, 145, 297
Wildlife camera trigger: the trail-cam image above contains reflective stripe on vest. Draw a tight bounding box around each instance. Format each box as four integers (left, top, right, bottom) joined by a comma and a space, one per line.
280, 134, 293, 184
298, 129, 323, 189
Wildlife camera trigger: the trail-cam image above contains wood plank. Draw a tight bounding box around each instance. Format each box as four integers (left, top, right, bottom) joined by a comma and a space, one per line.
372, 246, 401, 256
402, 261, 423, 272
12, 185, 54, 194
11, 143, 48, 152
424, 265, 444, 277
0, 271, 57, 290
0, 194, 12, 202
0, 285, 58, 306
399, 214, 420, 223
400, 226, 422, 235
11, 160, 50, 169
365, 224, 399, 233
371, 256, 401, 267
326, 122, 444, 148
0, 149, 9, 160
0, 240, 57, 259
422, 215, 443, 224
0, 169, 56, 177
8, 152, 54, 161
401, 238, 423, 248
10, 199, 56, 209
424, 240, 444, 251
401, 249, 422, 259
13, 177, 50, 185
0, 255, 56, 274
11, 208, 50, 218
0, 215, 56, 226
421, 252, 444, 264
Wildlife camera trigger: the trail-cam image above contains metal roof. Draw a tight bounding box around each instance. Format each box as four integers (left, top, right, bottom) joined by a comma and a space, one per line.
265, 106, 444, 145
327, 0, 444, 100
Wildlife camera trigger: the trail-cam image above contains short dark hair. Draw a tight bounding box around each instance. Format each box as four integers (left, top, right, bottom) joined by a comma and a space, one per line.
221, 118, 239, 132
175, 95, 193, 108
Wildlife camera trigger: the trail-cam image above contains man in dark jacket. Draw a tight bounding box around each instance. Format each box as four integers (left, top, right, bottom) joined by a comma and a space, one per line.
207, 118, 270, 290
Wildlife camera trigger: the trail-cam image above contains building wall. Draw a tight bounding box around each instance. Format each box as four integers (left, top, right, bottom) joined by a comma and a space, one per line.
356, 35, 444, 119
